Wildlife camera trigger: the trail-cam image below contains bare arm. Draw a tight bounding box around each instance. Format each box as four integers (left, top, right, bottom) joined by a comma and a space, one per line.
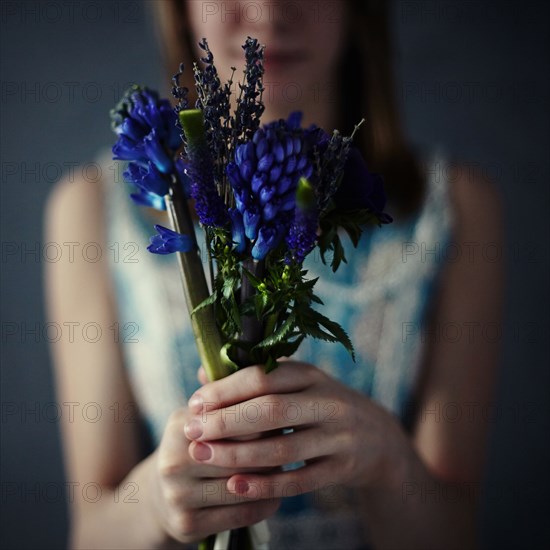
44, 176, 175, 549
361, 168, 504, 549
45, 175, 279, 549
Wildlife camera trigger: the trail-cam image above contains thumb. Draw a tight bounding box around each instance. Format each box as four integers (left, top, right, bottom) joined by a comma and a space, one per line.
196, 365, 209, 385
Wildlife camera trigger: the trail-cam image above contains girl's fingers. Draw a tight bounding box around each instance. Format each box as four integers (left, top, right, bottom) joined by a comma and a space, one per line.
188, 427, 337, 469
186, 477, 246, 508
180, 476, 279, 509
184, 391, 323, 441
225, 457, 338, 501
189, 498, 281, 540
188, 362, 322, 414
197, 365, 209, 385
159, 408, 267, 479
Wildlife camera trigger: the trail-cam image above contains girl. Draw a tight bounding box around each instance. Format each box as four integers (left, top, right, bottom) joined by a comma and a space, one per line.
45, 1, 503, 548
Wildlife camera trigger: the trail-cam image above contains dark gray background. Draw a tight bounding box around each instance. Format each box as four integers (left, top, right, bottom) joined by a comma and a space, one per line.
1, 1, 549, 548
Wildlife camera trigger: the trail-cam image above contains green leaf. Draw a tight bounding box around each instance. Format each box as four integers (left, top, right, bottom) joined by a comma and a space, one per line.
242, 267, 263, 289
300, 277, 319, 290
222, 275, 239, 300
254, 313, 296, 348
302, 322, 339, 343
264, 354, 279, 374
341, 220, 362, 248
308, 309, 355, 361
310, 296, 323, 306
272, 335, 305, 358
251, 292, 275, 319
229, 291, 242, 331
192, 292, 217, 315
220, 342, 240, 372
331, 234, 347, 272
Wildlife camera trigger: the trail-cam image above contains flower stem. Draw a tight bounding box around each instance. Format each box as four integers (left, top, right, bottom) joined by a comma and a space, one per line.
264, 312, 278, 339
165, 187, 230, 382
229, 526, 252, 550
237, 258, 266, 366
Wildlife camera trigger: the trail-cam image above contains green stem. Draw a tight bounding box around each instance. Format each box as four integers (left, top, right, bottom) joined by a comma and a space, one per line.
176, 108, 256, 548
264, 312, 278, 339
165, 190, 230, 382
237, 258, 265, 366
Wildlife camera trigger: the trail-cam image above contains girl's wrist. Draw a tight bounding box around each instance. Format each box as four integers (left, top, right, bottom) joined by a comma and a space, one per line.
140, 452, 180, 549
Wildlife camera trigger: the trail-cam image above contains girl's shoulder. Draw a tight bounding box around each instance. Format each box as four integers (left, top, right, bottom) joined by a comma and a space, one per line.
446, 161, 503, 236
413, 150, 503, 246
45, 163, 107, 247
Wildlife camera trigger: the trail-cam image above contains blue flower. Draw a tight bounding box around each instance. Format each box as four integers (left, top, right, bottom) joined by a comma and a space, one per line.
226, 112, 314, 259
286, 178, 319, 262
124, 158, 190, 211
334, 147, 393, 223
111, 86, 181, 167
147, 225, 194, 255
228, 208, 246, 253
252, 223, 286, 260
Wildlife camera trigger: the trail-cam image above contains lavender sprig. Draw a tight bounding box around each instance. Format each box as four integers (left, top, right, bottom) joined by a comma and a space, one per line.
234, 37, 265, 145
192, 39, 233, 192
171, 63, 189, 129
179, 109, 228, 227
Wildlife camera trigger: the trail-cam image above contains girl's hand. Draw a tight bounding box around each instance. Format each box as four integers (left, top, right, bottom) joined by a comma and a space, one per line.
185, 361, 409, 503
149, 403, 281, 544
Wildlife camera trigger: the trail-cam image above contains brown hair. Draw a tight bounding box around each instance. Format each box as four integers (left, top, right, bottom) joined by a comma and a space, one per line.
152, 0, 425, 217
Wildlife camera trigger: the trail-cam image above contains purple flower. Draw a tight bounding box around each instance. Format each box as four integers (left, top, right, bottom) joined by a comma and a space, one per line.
192, 39, 233, 188
252, 223, 285, 260
334, 147, 393, 223
124, 158, 190, 211
179, 109, 229, 227
229, 208, 246, 253
185, 151, 228, 226
235, 37, 265, 143
226, 113, 314, 259
111, 86, 181, 167
286, 178, 319, 262
147, 225, 194, 255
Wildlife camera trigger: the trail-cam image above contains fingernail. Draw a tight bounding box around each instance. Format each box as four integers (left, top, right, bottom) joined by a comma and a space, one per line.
188, 393, 203, 412
235, 480, 249, 494
192, 442, 212, 461
184, 419, 203, 440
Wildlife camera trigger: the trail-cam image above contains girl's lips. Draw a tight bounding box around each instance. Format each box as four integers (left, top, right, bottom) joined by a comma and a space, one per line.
263, 52, 308, 71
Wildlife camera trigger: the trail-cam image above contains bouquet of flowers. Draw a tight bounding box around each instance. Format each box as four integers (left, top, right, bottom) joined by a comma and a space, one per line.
111, 37, 391, 550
